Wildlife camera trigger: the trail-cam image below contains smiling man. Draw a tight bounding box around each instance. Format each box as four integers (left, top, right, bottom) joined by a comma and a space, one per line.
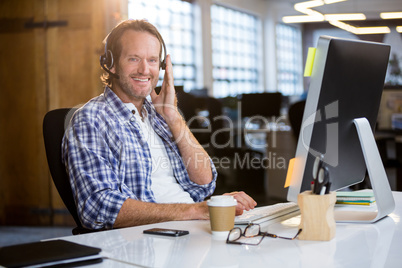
62, 19, 256, 230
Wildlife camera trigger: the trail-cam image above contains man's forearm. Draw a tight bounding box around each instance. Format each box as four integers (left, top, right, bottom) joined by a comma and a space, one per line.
168, 116, 213, 185
113, 199, 209, 228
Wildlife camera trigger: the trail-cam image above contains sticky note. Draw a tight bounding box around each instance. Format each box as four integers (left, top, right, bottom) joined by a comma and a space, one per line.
304, 47, 316, 77
284, 158, 295, 188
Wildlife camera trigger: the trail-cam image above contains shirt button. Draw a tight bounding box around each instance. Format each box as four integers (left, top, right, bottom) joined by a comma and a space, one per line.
130, 117, 135, 122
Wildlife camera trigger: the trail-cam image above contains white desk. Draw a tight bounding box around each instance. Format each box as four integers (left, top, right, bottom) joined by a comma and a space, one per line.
58, 192, 402, 268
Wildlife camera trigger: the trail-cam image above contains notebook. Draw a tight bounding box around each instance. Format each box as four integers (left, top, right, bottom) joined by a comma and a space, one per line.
0, 239, 102, 268
336, 190, 376, 206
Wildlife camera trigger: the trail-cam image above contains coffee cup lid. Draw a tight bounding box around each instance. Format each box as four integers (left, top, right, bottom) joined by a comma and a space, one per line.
207, 195, 237, 207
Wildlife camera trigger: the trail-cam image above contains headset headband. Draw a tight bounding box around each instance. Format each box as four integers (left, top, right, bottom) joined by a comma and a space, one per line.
99, 26, 167, 79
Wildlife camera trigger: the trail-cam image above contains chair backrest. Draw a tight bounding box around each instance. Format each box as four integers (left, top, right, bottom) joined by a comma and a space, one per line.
240, 92, 282, 118
288, 100, 306, 139
43, 108, 81, 228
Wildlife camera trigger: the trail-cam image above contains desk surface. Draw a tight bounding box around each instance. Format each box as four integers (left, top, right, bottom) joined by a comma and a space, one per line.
59, 192, 402, 268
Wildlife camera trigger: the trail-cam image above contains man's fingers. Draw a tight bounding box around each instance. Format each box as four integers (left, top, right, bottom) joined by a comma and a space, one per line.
150, 88, 158, 101
224, 191, 257, 211
163, 55, 176, 105
235, 206, 244, 216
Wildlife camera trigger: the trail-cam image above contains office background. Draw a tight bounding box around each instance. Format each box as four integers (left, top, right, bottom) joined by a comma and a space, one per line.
1, 0, 401, 228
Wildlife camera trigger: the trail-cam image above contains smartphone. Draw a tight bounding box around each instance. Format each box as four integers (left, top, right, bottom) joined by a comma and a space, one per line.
143, 228, 189, 237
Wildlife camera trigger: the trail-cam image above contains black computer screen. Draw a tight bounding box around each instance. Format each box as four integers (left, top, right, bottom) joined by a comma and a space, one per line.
288, 36, 391, 201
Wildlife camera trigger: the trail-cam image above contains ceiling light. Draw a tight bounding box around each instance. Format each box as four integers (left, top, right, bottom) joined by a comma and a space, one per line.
323, 0, 347, 4
324, 13, 366, 21
396, 26, 402, 33
283, 0, 390, 35
304, 9, 324, 17
380, 12, 402, 19
329, 20, 390, 35
294, 1, 324, 14
282, 15, 325, 23
294, 0, 324, 15
356, 27, 391, 34
329, 20, 358, 33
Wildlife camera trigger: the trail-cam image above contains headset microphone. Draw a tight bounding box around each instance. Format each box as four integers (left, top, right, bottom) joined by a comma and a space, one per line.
100, 49, 120, 79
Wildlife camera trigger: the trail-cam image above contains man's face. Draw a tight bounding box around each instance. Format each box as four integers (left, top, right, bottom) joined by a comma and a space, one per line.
111, 30, 161, 103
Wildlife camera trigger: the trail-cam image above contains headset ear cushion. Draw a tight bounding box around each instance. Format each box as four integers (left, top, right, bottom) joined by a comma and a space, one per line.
104, 50, 114, 69
100, 54, 107, 65
160, 60, 166, 70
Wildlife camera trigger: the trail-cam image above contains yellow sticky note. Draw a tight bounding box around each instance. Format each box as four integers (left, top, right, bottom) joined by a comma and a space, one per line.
304, 47, 316, 77
284, 158, 295, 188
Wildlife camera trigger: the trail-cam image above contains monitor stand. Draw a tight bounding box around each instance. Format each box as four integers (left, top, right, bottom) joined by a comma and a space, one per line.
334, 117, 395, 223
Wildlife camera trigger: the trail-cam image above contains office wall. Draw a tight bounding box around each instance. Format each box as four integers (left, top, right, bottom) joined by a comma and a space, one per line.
0, 0, 117, 225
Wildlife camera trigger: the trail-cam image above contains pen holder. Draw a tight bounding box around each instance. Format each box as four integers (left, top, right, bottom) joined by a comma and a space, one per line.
297, 191, 336, 241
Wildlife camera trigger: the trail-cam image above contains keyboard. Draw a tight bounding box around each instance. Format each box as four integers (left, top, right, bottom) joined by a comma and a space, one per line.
235, 202, 300, 225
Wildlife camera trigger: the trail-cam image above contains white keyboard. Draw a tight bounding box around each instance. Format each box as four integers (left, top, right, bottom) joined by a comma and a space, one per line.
235, 202, 300, 225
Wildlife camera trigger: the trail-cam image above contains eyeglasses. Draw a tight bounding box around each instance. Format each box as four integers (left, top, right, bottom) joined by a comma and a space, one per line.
226, 223, 302, 246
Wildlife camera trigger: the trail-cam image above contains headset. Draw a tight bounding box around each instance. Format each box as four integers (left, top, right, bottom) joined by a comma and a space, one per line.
99, 27, 167, 79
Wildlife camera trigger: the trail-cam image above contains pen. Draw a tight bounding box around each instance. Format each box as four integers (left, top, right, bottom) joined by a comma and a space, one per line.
312, 155, 323, 195
320, 186, 326, 195
314, 165, 329, 195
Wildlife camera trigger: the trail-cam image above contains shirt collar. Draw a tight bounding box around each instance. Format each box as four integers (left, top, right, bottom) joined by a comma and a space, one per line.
104, 87, 133, 122
104, 86, 154, 123
124, 102, 148, 122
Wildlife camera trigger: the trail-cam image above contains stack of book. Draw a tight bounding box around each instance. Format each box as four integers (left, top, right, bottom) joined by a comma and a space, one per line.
336, 190, 376, 206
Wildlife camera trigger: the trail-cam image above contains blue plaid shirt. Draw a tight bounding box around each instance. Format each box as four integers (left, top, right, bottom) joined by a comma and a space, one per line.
62, 87, 217, 230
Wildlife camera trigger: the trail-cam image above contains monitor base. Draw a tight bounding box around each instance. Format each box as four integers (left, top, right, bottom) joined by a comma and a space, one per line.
334, 118, 395, 223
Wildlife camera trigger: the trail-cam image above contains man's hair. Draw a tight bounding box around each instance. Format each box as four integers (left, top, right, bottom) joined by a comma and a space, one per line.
100, 19, 164, 87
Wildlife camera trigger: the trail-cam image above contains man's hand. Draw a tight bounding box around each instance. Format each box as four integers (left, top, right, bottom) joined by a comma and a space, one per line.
223, 191, 257, 215
113, 192, 255, 228
150, 54, 213, 186
150, 54, 180, 125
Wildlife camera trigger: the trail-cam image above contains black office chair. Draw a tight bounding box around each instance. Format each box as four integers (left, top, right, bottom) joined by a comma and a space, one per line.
238, 92, 283, 147
240, 92, 283, 119
288, 100, 306, 139
43, 108, 96, 235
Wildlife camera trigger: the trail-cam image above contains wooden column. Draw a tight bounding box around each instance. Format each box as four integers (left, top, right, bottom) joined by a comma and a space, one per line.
0, 0, 117, 226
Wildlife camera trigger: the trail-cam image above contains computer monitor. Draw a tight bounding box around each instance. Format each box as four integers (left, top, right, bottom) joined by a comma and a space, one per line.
287, 36, 395, 223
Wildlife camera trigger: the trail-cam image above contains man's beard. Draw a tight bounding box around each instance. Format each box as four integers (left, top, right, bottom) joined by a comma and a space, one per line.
115, 71, 156, 100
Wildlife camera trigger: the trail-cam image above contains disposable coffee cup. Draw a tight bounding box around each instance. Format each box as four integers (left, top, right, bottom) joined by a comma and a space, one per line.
207, 195, 237, 238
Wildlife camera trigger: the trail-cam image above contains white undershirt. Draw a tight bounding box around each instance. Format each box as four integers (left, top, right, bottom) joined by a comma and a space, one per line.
124, 103, 194, 204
